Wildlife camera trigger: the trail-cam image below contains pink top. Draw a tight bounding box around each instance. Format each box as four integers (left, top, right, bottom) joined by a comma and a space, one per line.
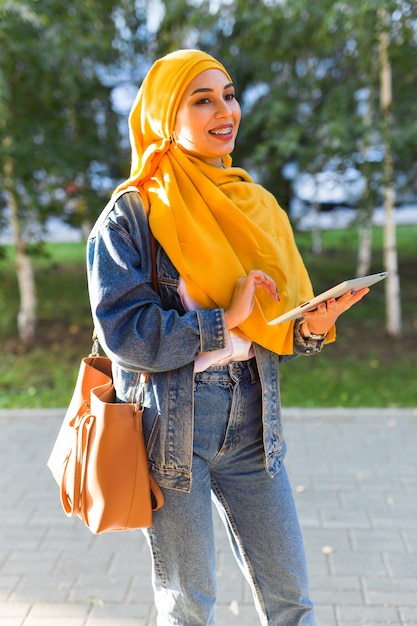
178, 277, 254, 372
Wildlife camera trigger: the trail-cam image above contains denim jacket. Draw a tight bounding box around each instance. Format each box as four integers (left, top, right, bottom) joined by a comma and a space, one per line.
87, 189, 324, 492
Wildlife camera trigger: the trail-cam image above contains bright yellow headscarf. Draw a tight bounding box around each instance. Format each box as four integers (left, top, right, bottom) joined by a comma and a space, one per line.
115, 49, 330, 354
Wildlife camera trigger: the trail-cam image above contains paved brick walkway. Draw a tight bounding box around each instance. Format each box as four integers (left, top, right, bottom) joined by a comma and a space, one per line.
0, 407, 416, 625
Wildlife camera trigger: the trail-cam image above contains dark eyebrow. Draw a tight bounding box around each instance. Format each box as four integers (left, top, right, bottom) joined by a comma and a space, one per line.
190, 82, 234, 96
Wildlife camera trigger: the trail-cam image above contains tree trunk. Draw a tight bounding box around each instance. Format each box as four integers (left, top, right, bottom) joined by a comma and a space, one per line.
379, 8, 401, 337
311, 201, 322, 255
383, 185, 401, 336
81, 219, 92, 242
3, 144, 37, 347
357, 212, 373, 277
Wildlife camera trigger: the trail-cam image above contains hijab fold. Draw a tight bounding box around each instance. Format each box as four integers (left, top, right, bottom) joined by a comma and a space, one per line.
116, 49, 332, 354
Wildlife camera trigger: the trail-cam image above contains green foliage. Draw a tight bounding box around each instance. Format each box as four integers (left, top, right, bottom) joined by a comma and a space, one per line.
1, 0, 416, 358
155, 0, 417, 206
0, 0, 143, 226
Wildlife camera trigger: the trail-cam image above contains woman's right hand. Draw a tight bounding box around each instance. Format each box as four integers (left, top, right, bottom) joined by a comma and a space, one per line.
224, 270, 279, 330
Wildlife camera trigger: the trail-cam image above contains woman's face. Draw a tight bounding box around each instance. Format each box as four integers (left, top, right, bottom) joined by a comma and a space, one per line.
174, 69, 241, 168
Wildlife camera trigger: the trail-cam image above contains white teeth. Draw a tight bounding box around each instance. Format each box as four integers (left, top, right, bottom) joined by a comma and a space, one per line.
211, 127, 232, 135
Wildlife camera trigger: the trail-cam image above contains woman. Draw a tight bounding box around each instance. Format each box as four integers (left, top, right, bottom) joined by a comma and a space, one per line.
87, 49, 368, 626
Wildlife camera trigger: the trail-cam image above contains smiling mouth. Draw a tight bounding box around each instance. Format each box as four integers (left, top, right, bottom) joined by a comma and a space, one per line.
209, 126, 233, 136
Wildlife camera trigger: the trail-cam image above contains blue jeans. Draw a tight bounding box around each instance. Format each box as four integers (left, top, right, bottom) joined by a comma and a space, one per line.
143, 359, 316, 625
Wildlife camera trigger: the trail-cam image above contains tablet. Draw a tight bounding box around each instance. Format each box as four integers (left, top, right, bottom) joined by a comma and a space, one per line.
267, 271, 388, 325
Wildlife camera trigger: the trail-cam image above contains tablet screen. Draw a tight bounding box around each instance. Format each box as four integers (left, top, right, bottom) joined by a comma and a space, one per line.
267, 271, 388, 325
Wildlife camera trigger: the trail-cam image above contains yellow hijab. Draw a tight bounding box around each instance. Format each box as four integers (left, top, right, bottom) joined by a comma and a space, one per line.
116, 49, 329, 354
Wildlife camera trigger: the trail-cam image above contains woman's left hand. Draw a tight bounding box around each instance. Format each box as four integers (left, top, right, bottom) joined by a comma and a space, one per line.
300, 287, 370, 337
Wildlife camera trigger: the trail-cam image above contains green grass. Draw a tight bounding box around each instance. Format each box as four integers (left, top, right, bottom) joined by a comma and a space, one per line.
281, 225, 417, 408
1, 242, 92, 408
281, 352, 417, 408
1, 225, 417, 408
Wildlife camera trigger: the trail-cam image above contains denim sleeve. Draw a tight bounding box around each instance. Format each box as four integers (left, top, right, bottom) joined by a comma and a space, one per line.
292, 318, 326, 355
87, 204, 227, 373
